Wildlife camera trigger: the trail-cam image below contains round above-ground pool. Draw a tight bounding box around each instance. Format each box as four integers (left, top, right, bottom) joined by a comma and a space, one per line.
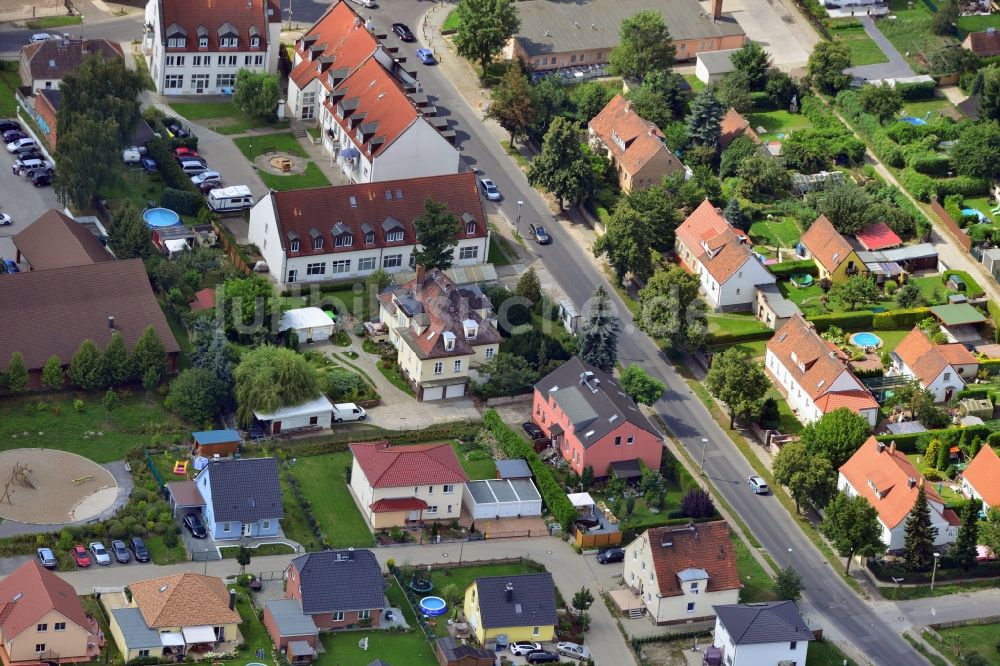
791, 273, 814, 287
143, 207, 180, 228
419, 596, 447, 617
962, 208, 988, 223
900, 116, 927, 126
850, 332, 883, 349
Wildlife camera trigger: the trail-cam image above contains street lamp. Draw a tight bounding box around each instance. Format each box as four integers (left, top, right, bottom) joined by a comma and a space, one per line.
515, 200, 524, 236
787, 548, 793, 568
930, 552, 941, 590
285, 0, 293, 30
699, 438, 709, 474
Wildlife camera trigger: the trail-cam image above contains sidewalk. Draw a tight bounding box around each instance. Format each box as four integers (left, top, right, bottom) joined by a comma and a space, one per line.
289, 120, 350, 187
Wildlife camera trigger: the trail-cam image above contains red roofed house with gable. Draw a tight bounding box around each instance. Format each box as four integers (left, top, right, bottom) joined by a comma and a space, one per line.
838, 438, 959, 550
892, 327, 978, 403
0, 560, 102, 665
853, 222, 902, 251
142, 0, 282, 95
674, 199, 776, 311
765, 314, 878, 427
719, 108, 761, 150
962, 445, 1000, 511
349, 441, 468, 528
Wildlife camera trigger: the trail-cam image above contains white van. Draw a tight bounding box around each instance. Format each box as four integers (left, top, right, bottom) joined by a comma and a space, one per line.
332, 403, 366, 423
207, 185, 254, 212
122, 147, 141, 163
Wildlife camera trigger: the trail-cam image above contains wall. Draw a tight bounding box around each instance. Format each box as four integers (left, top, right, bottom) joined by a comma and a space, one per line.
11, 610, 91, 664
715, 619, 809, 665
373, 119, 460, 182
827, 250, 867, 283
308, 608, 382, 631
765, 350, 823, 424
716, 260, 775, 311
34, 92, 58, 149
931, 199, 972, 252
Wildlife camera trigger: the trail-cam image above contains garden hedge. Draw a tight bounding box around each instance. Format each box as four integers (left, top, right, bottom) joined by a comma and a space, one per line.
160, 188, 203, 215
911, 154, 952, 177
872, 307, 930, 330
707, 328, 775, 347
807, 311, 874, 333
942, 270, 986, 298
980, 358, 1000, 377
895, 80, 938, 100
146, 137, 204, 201
872, 131, 904, 168
988, 300, 1000, 343
769, 260, 819, 278
483, 409, 577, 530
875, 424, 993, 452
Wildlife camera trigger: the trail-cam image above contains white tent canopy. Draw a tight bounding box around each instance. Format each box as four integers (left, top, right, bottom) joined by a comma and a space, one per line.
181, 626, 216, 644
567, 492, 595, 508
159, 633, 184, 647
253, 395, 334, 421
279, 307, 334, 332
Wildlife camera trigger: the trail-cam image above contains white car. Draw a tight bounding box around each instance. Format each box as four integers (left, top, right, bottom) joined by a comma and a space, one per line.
29, 33, 52, 43
0, 214, 11, 226
509, 642, 543, 656
348, 0, 375, 6
6, 138, 35, 153
478, 176, 501, 201
88, 541, 111, 566
556, 642, 591, 660
748, 475, 769, 495
191, 170, 222, 185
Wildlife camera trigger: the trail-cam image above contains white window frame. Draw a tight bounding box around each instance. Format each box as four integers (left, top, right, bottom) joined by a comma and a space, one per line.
331, 259, 351, 274
199, 36, 208, 48
434, 362, 443, 375
386, 230, 404, 242
251, 36, 261, 48
383, 254, 402, 268
336, 234, 353, 247
332, 611, 345, 622
459, 246, 478, 260
426, 505, 438, 515
454, 360, 462, 373
221, 36, 238, 48
358, 256, 376, 271
165, 75, 184, 89
306, 262, 326, 276
358, 609, 370, 620
465, 221, 476, 234
313, 236, 324, 250
443, 484, 454, 493
485, 347, 494, 359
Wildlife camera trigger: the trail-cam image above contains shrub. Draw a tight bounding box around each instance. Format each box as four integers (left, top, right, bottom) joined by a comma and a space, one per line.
769, 260, 819, 278
680, 488, 716, 518
708, 329, 775, 346
160, 188, 203, 216
911, 154, 952, 177
808, 311, 875, 333
896, 80, 938, 100
872, 131, 904, 168
898, 169, 937, 202
872, 307, 931, 330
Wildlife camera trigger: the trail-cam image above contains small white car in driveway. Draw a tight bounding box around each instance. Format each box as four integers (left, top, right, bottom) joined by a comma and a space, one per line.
6, 138, 35, 153
191, 170, 222, 185
89, 541, 111, 566
29, 33, 52, 43
0, 214, 11, 226
509, 642, 542, 656
556, 642, 591, 660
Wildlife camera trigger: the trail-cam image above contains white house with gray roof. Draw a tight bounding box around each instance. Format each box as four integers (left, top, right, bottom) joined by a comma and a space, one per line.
194, 457, 283, 540
711, 601, 814, 666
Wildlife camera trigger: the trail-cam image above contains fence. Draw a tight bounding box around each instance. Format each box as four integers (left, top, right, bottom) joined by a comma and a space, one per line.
212, 221, 253, 276
930, 199, 972, 252
143, 448, 165, 488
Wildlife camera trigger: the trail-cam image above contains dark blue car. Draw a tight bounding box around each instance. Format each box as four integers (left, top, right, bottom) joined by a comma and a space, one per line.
4, 259, 19, 273
140, 157, 158, 174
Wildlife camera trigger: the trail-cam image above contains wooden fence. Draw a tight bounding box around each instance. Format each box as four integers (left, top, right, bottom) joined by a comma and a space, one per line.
930, 199, 972, 252
212, 221, 253, 276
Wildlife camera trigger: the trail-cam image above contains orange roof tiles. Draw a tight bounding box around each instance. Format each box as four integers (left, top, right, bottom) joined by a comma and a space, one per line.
130, 573, 240, 628
895, 327, 977, 387
0, 560, 92, 639
290, 1, 378, 90
854, 222, 902, 251
814, 390, 879, 414
161, 0, 273, 53
800, 215, 854, 273
963, 30, 1000, 57
350, 441, 468, 488
675, 199, 756, 283
839, 437, 946, 529
964, 446, 1000, 508
646, 522, 742, 597
588, 95, 684, 178
719, 107, 760, 149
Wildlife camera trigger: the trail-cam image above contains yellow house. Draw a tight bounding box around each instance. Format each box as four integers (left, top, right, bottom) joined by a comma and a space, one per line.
108, 573, 241, 661
798, 214, 867, 283
378, 266, 501, 401
463, 573, 556, 646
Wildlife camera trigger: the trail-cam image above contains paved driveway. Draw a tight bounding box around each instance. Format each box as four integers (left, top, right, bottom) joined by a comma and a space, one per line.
0, 120, 61, 267
847, 16, 915, 82
724, 0, 818, 70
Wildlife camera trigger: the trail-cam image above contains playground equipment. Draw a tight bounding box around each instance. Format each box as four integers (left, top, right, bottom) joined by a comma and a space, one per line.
0, 462, 35, 504
172, 460, 189, 475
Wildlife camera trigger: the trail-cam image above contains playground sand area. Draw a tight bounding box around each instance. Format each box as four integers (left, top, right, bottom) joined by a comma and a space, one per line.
0, 449, 118, 524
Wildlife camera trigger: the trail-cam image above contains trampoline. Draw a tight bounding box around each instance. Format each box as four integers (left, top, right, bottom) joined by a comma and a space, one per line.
143, 207, 180, 228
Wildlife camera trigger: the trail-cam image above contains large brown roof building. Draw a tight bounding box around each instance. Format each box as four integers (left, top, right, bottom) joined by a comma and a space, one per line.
19, 37, 123, 93
13, 209, 113, 271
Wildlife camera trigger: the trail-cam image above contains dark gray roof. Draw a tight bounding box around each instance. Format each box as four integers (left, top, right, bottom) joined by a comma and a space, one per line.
534, 357, 659, 448
200, 457, 283, 523
290, 549, 386, 614
111, 608, 161, 649
885, 421, 927, 435
755, 284, 802, 319
436, 637, 493, 660
264, 599, 318, 637
474, 573, 556, 630
495, 459, 532, 479
713, 601, 814, 645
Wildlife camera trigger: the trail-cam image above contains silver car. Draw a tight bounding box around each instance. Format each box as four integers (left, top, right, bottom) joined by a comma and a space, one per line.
89, 541, 111, 566
556, 642, 592, 660
36, 547, 57, 569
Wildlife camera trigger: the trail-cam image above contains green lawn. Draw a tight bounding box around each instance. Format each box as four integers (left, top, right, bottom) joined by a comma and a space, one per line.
745, 110, 813, 144
169, 101, 240, 121
0, 64, 22, 117
592, 482, 685, 532
256, 162, 331, 191
833, 23, 890, 66
26, 15, 82, 29
706, 312, 773, 337
385, 579, 418, 625
233, 133, 308, 159
778, 276, 948, 318
962, 196, 998, 224
145, 535, 188, 564
878, 0, 959, 71
450, 442, 496, 480
889, 577, 1000, 600
441, 8, 461, 33
421, 562, 544, 636
944, 270, 985, 298
280, 473, 319, 548
809, 639, 861, 666
683, 73, 706, 93
731, 535, 778, 604
749, 217, 802, 249
722, 339, 768, 359
765, 389, 804, 436
319, 630, 438, 666
924, 620, 1000, 664
488, 229, 516, 266
957, 12, 1000, 36
0, 392, 187, 463
219, 543, 296, 558
289, 452, 376, 548
378, 361, 416, 397
213, 118, 291, 135
901, 96, 956, 120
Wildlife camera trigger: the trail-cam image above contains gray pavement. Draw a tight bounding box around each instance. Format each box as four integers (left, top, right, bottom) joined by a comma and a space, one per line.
847, 16, 915, 82
723, 0, 817, 70
0, 124, 62, 268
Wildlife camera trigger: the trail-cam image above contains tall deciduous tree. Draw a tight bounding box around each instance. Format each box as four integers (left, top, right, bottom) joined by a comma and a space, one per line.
822, 491, 887, 574
234, 345, 321, 427
223, 274, 277, 343
902, 485, 938, 571
60, 55, 144, 146
233, 69, 280, 118
894, 281, 925, 309
608, 11, 675, 79
980, 67, 1000, 123
527, 117, 593, 209
41, 354, 64, 391
800, 408, 870, 469
952, 499, 981, 571
131, 326, 167, 389
412, 198, 460, 270
686, 89, 724, 148
592, 205, 655, 284
478, 355, 538, 398
54, 116, 122, 209
192, 323, 234, 398
730, 41, 772, 90
487, 66, 535, 144
706, 347, 769, 428
807, 41, 852, 94
621, 184, 680, 250
716, 70, 754, 114
68, 339, 104, 390
574, 82, 614, 126
165, 368, 226, 425
576, 286, 620, 374
101, 331, 133, 387
773, 441, 837, 513
832, 275, 879, 311
858, 82, 904, 123
619, 365, 665, 406
4, 352, 28, 394
453, 0, 520, 77
952, 121, 1000, 180
108, 202, 153, 260
637, 266, 706, 352
735, 151, 790, 200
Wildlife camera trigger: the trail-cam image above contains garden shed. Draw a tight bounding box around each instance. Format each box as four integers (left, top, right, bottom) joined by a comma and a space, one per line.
192, 429, 241, 457
279, 307, 335, 344
462, 478, 542, 520
981, 248, 1000, 281
253, 395, 334, 435
959, 398, 993, 420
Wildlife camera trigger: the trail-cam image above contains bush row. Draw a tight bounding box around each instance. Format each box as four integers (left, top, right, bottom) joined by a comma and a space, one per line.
707, 328, 775, 347
146, 137, 205, 210
769, 260, 819, 278
911, 154, 953, 177
980, 358, 1000, 377
900, 169, 989, 202
483, 409, 577, 530
807, 310, 876, 333
243, 422, 482, 458
988, 300, 1000, 344
872, 307, 931, 330
160, 188, 204, 216
896, 80, 938, 100
872, 131, 904, 168
875, 424, 993, 452
954, 384, 1000, 401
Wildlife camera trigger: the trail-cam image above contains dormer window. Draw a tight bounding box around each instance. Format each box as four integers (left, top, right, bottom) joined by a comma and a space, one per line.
386, 230, 403, 242
199, 36, 208, 48
167, 36, 186, 48
466, 221, 476, 234
463, 319, 478, 339
443, 332, 456, 351
365, 231, 375, 244
313, 237, 324, 250
336, 234, 353, 247
218, 23, 239, 48
220, 36, 238, 48
290, 239, 300, 252
250, 35, 260, 48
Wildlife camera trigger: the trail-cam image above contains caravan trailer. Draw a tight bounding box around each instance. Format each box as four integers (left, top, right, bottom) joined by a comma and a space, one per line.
207, 185, 254, 213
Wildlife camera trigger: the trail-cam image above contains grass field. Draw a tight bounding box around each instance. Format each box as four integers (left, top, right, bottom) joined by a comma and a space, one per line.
450, 442, 496, 480
833, 23, 890, 66
145, 534, 188, 564
26, 15, 82, 29
441, 8, 461, 33
745, 110, 813, 144
489, 228, 517, 266
0, 63, 21, 117
956, 13, 1000, 36
900, 96, 956, 120
924, 620, 1000, 664
289, 452, 376, 547
749, 216, 803, 249
809, 640, 861, 666
256, 162, 330, 191
233, 133, 308, 159
732, 535, 778, 603
878, 0, 958, 71
0, 392, 187, 463
169, 102, 240, 120
707, 312, 773, 337
765, 389, 804, 436
319, 630, 438, 666
683, 73, 706, 93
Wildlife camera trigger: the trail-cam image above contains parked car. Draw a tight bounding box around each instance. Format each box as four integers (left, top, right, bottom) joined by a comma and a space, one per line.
7, 137, 35, 153
176, 154, 208, 166
183, 512, 207, 538
130, 536, 151, 562
509, 642, 543, 657
173, 146, 198, 158
348, 0, 375, 6
2, 129, 25, 143
72, 545, 91, 567
392, 22, 415, 41
122, 147, 142, 163
111, 540, 130, 564
29, 33, 52, 43
478, 176, 501, 201
36, 547, 57, 569
529, 223, 551, 245
0, 119, 21, 133
416, 47, 435, 64
556, 642, 591, 660
191, 170, 222, 185
178, 160, 209, 176
0, 214, 11, 226
89, 542, 111, 566
333, 403, 366, 423
15, 147, 43, 160
596, 547, 625, 564
31, 171, 51, 187
198, 180, 224, 194
4, 259, 19, 273
522, 422, 544, 439
140, 157, 158, 174
748, 475, 768, 495
525, 651, 561, 664
162, 118, 190, 138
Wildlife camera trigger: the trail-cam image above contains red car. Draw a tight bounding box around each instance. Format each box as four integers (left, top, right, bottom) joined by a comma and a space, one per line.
72, 545, 91, 567
173, 146, 198, 158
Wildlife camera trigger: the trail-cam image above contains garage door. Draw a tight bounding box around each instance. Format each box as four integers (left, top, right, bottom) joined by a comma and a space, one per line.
445, 383, 465, 399
423, 386, 444, 401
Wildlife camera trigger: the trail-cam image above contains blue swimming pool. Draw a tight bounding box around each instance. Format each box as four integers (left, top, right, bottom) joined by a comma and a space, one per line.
143, 207, 180, 228
419, 596, 447, 617
850, 332, 883, 349
900, 116, 927, 126
962, 208, 988, 223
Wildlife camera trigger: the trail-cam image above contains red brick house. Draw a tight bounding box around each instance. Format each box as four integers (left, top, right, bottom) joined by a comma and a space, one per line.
532, 357, 662, 478
262, 599, 319, 663
35, 89, 59, 148
285, 549, 386, 631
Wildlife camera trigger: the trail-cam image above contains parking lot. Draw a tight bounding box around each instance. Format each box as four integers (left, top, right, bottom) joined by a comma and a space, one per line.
0, 119, 60, 267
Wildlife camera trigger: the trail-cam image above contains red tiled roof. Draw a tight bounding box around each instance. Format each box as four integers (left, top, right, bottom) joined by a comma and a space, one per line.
0, 560, 92, 639
645, 521, 742, 597
350, 441, 468, 488
13, 209, 112, 270
290, 1, 378, 90
370, 497, 428, 512
189, 287, 216, 311
719, 107, 760, 149
267, 172, 486, 257
20, 38, 123, 83
854, 222, 902, 251
964, 446, 1000, 508
963, 30, 1000, 57
895, 327, 976, 388
839, 437, 946, 529
587, 95, 684, 178
800, 215, 854, 273
814, 390, 879, 414
675, 199, 756, 283
160, 0, 274, 53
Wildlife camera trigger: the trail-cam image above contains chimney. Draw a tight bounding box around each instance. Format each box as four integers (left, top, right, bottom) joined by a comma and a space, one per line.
889, 441, 896, 456
504, 582, 514, 603
623, 100, 630, 113
228, 589, 236, 610
712, 0, 723, 20
348, 547, 355, 559
108, 315, 115, 330
415, 264, 425, 284
907, 477, 916, 489
877, 442, 885, 454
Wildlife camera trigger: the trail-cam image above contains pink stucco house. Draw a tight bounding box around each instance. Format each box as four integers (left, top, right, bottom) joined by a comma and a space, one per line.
532, 357, 662, 478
